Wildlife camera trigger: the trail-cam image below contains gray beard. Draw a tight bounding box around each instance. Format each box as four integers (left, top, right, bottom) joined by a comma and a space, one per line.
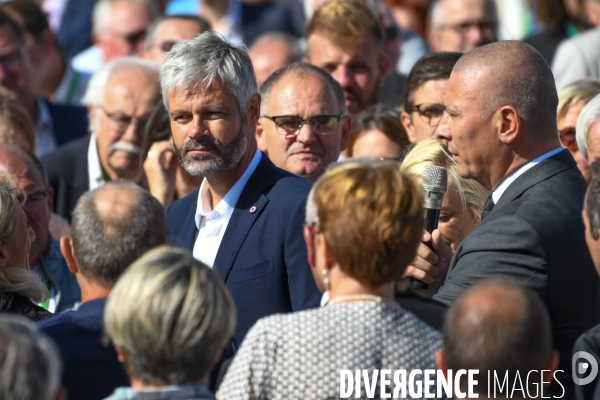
174, 125, 249, 177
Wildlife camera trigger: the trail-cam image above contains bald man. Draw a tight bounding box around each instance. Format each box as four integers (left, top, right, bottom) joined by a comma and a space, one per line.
437, 279, 559, 399
406, 41, 600, 396
427, 0, 497, 53
249, 32, 301, 88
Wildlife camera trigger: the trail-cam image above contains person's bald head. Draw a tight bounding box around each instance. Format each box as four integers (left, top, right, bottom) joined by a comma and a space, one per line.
454, 40, 558, 135
69, 180, 167, 287
439, 279, 554, 397
249, 32, 301, 88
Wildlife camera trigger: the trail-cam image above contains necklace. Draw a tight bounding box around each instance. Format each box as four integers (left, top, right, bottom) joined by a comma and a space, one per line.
327, 294, 384, 305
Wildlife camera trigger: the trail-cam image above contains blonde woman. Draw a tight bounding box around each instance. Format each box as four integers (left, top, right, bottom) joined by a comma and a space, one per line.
0, 171, 50, 321
218, 161, 442, 399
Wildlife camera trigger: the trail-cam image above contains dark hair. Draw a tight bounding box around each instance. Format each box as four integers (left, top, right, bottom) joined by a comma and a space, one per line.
144, 14, 211, 51
0, 9, 24, 44
443, 278, 552, 396
136, 102, 171, 190
404, 52, 462, 111
260, 62, 346, 114
348, 105, 410, 156
71, 180, 168, 286
586, 161, 600, 240
1, 1, 48, 42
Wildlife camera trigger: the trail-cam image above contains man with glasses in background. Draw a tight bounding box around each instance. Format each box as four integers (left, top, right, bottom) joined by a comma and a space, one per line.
42, 57, 161, 221
426, 0, 498, 53
0, 144, 80, 313
401, 52, 462, 143
142, 14, 211, 64
257, 62, 351, 183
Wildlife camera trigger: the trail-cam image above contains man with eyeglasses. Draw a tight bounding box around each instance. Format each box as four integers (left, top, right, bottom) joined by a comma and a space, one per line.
71, 0, 158, 97
42, 57, 161, 222
401, 52, 462, 143
0, 144, 80, 313
427, 0, 497, 53
0, 9, 89, 155
256, 62, 351, 183
142, 14, 211, 64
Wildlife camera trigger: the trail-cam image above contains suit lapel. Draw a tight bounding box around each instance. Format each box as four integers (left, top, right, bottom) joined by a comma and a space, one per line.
495, 149, 576, 208
213, 155, 276, 281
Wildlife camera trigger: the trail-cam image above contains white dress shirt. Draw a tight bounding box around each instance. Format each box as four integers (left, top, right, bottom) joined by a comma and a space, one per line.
492, 147, 565, 204
192, 150, 262, 267
87, 134, 105, 191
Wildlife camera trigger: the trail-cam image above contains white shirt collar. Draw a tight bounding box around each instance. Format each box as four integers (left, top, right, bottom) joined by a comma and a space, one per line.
87, 134, 104, 190
194, 149, 262, 229
492, 147, 564, 204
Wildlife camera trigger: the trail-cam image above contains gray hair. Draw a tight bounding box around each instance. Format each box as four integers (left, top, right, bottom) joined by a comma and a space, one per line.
104, 245, 236, 385
144, 14, 211, 52
82, 56, 162, 108
0, 314, 62, 400
260, 62, 347, 115
160, 31, 257, 117
92, 0, 159, 35
577, 93, 600, 161
71, 180, 167, 287
586, 163, 600, 240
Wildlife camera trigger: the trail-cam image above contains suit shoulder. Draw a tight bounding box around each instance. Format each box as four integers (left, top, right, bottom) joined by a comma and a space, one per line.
269, 167, 312, 197
41, 135, 90, 166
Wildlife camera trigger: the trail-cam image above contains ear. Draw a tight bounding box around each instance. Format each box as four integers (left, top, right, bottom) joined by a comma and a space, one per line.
378, 54, 391, 87
256, 119, 268, 152
60, 236, 78, 274
542, 350, 560, 388
246, 93, 261, 131
116, 346, 127, 364
401, 111, 417, 143
303, 225, 317, 270
435, 349, 450, 380
322, 235, 336, 270
497, 106, 520, 145
339, 114, 352, 151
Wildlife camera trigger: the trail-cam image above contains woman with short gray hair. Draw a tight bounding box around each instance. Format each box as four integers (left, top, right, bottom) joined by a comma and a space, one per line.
103, 245, 236, 400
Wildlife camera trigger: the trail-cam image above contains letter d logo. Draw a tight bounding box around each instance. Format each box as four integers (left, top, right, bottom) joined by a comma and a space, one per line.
572, 351, 599, 385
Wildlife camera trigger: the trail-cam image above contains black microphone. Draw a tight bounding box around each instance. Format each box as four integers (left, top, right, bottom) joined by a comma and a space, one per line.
410, 165, 447, 290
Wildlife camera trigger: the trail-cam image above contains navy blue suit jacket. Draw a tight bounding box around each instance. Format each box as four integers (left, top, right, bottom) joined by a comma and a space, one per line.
37, 299, 129, 400
44, 99, 88, 147
168, 155, 321, 343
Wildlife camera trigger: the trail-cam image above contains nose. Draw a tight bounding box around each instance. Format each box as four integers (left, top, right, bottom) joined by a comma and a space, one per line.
295, 121, 318, 144
466, 25, 484, 46
331, 66, 352, 89
121, 121, 143, 145
433, 112, 452, 140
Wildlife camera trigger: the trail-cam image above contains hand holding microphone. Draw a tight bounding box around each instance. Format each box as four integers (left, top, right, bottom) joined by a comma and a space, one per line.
410, 166, 447, 290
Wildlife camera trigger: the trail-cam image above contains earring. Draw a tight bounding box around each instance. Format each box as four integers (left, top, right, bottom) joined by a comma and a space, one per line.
322, 269, 329, 290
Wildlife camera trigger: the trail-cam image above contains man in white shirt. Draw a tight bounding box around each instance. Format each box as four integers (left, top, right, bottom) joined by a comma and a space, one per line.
164, 32, 321, 344
408, 40, 600, 397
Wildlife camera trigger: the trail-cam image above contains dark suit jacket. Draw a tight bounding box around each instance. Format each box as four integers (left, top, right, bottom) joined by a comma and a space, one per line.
168, 155, 321, 343
56, 0, 96, 63
434, 149, 600, 396
41, 134, 90, 221
44, 99, 88, 147
37, 299, 129, 400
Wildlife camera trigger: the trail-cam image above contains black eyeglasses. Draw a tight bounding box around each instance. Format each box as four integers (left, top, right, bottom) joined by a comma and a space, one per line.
411, 103, 445, 127
99, 107, 149, 134
261, 115, 344, 138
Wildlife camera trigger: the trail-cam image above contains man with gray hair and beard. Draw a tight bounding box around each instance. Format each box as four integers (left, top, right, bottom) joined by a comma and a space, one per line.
41, 57, 161, 221
164, 31, 321, 346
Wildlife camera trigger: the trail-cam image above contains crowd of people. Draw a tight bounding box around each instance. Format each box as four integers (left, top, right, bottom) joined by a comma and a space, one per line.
2, 0, 600, 399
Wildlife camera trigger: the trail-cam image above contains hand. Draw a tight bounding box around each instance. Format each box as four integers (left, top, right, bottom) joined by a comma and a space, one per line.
143, 140, 179, 208
404, 229, 453, 297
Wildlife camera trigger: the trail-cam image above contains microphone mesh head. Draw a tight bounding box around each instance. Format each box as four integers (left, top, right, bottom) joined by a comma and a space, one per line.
423, 166, 447, 189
